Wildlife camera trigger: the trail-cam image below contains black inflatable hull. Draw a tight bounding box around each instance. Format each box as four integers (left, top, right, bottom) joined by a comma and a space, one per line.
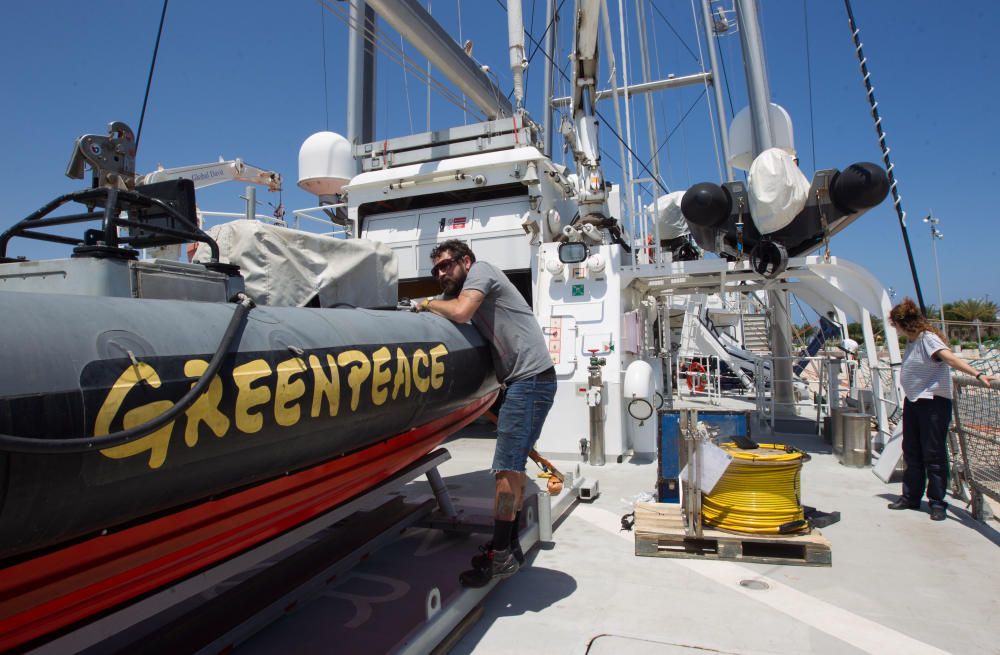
0, 291, 498, 561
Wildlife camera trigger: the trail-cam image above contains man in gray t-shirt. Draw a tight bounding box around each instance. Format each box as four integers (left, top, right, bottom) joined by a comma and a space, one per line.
416, 239, 555, 587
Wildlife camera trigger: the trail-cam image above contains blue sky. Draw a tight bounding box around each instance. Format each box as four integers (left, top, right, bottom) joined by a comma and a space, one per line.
2, 1, 997, 312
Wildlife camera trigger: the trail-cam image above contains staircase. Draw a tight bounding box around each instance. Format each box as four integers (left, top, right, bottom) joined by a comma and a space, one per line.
741, 314, 771, 356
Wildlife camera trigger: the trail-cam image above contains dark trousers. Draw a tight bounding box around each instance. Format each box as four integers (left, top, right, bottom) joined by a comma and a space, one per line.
901, 397, 952, 508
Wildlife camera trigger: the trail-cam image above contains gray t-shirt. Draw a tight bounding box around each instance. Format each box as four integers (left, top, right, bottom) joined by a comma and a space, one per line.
455, 261, 553, 383
900, 330, 952, 401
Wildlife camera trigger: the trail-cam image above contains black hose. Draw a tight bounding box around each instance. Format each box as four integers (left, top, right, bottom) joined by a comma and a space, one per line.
0, 293, 255, 454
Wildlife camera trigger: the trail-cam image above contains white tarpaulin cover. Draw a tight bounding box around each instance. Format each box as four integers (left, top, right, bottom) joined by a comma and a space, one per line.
648, 190, 690, 240
747, 148, 811, 235
194, 221, 398, 307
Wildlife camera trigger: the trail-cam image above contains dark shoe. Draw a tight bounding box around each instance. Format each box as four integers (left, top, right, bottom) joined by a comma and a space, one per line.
930, 506, 947, 521
459, 547, 519, 588
887, 497, 920, 510
470, 539, 524, 568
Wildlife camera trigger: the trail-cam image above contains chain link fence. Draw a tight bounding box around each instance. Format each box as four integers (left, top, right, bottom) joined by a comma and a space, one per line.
950, 373, 1000, 520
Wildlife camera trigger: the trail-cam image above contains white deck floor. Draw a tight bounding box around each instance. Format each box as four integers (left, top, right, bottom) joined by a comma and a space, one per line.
239, 418, 1000, 655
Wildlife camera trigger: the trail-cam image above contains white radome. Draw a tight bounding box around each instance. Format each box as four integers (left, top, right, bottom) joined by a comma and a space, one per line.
298, 131, 354, 197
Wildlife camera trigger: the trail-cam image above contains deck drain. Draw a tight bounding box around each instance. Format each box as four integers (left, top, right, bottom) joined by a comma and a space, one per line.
739, 579, 769, 591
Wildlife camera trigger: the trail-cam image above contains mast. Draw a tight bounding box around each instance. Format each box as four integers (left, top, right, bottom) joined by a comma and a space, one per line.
734, 0, 795, 417
365, 0, 513, 119
347, 0, 377, 155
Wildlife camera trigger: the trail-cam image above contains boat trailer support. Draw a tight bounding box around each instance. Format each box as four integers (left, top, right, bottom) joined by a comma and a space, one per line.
426, 465, 458, 520
36, 449, 455, 655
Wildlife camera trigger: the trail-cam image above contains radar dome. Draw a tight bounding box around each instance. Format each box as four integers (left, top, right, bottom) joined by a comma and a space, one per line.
298, 131, 354, 197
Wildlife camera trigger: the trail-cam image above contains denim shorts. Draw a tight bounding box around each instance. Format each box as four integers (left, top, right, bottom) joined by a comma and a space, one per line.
492, 375, 556, 473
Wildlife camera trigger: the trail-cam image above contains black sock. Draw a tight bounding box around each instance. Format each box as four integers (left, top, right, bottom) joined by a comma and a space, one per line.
492, 519, 514, 551
510, 510, 522, 542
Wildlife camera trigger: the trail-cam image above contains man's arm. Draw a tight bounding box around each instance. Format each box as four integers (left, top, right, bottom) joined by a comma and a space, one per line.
417, 289, 484, 323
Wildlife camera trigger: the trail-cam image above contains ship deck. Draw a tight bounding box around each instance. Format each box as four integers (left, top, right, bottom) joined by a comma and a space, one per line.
234, 415, 1000, 655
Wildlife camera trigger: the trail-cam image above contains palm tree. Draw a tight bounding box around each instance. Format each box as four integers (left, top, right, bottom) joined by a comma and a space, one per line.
944, 298, 999, 322
943, 298, 1000, 340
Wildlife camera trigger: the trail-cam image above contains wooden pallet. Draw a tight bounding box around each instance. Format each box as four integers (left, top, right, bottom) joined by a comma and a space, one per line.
633, 502, 832, 567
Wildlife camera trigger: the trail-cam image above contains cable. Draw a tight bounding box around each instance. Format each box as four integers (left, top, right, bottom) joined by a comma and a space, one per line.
0, 294, 255, 454
701, 442, 809, 535
135, 0, 169, 151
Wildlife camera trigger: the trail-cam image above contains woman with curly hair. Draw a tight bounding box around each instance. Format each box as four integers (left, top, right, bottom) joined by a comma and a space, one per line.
887, 298, 997, 520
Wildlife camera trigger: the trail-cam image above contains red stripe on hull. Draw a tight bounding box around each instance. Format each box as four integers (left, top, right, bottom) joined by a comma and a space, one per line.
0, 392, 497, 652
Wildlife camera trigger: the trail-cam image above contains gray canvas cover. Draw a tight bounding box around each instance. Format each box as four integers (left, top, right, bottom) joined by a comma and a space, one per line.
194, 221, 397, 307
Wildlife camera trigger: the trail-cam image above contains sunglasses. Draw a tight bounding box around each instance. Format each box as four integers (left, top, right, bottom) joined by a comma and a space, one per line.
431, 257, 460, 278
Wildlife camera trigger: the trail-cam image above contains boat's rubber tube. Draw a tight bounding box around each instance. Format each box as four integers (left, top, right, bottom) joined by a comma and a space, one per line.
0, 290, 497, 560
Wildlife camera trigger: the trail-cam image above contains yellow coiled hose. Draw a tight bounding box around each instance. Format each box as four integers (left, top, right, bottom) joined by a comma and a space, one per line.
701, 442, 808, 535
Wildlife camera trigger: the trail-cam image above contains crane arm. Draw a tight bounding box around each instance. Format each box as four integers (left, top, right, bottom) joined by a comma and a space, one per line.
563, 0, 606, 218
137, 158, 282, 192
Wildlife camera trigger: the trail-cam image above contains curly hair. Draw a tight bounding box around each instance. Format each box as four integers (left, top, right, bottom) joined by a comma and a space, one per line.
429, 239, 476, 263
889, 297, 945, 341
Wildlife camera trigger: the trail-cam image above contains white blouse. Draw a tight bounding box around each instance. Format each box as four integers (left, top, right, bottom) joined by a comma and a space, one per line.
900, 331, 952, 401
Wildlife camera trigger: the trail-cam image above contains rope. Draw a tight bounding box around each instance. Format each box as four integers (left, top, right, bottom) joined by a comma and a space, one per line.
136, 0, 169, 151
702, 442, 808, 534
842, 0, 926, 314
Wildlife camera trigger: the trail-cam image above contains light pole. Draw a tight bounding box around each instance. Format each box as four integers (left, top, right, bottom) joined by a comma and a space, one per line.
923, 214, 946, 341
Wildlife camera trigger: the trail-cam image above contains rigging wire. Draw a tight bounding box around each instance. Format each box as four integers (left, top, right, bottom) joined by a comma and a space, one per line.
617, 0, 638, 213
135, 0, 169, 152
842, 0, 926, 313
802, 0, 817, 173
400, 34, 415, 133
426, 0, 432, 130
650, 89, 708, 163
648, 0, 700, 63
494, 0, 668, 194
648, 0, 672, 188
456, 0, 466, 125
634, 0, 663, 191
320, 0, 484, 122
324, 0, 477, 116
689, 0, 724, 184
321, 2, 330, 130
713, 16, 735, 120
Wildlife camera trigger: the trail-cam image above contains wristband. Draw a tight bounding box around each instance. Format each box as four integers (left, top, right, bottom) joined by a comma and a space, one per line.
976, 372, 984, 380
422, 298, 432, 309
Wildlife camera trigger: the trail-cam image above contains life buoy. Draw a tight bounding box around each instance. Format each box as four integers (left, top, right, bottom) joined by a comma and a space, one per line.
686, 361, 707, 392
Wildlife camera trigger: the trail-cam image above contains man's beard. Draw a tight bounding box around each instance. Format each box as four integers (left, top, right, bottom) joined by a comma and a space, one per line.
439, 270, 466, 297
